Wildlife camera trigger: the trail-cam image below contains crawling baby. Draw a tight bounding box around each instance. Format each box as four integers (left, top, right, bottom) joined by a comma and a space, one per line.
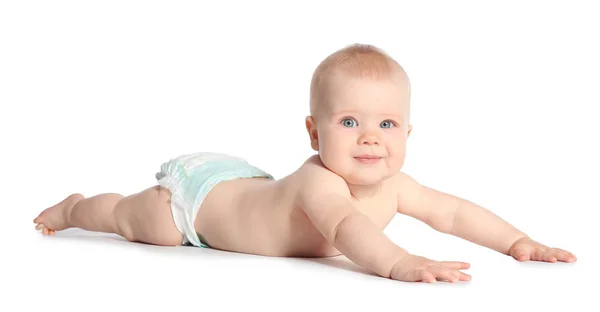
34, 43, 576, 283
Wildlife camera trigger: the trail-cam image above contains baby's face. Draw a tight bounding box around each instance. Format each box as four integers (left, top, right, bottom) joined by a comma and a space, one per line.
309, 73, 411, 186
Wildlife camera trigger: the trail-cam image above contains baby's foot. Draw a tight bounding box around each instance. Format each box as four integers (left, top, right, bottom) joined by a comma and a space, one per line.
34, 193, 84, 235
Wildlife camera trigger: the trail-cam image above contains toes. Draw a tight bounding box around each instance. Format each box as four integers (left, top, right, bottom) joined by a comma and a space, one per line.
33, 215, 42, 223
36, 223, 55, 236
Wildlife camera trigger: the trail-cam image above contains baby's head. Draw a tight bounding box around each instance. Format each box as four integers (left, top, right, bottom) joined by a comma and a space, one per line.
306, 43, 412, 187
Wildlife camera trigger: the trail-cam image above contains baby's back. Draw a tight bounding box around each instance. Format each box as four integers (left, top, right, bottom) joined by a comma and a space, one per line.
194, 155, 398, 257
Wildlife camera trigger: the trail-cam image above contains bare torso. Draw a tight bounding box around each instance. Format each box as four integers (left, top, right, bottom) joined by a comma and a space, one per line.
194, 155, 399, 257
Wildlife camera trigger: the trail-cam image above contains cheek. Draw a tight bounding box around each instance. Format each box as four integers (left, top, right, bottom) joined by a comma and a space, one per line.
388, 142, 404, 154
321, 129, 352, 149
318, 131, 354, 168
385, 138, 406, 159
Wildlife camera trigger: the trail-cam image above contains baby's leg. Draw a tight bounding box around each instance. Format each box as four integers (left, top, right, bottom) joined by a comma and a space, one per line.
33, 185, 183, 246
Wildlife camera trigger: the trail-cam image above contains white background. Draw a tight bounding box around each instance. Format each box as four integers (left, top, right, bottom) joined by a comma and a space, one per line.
1, 1, 598, 311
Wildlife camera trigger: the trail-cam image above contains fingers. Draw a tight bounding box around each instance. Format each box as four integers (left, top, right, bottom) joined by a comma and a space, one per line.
426, 261, 471, 283
543, 251, 558, 263
393, 256, 472, 284
428, 265, 462, 283
516, 248, 549, 262
411, 264, 466, 283
417, 270, 436, 283
408, 268, 450, 284
511, 248, 531, 262
532, 248, 558, 262
438, 261, 471, 269
403, 269, 434, 283
459, 272, 472, 281
515, 247, 577, 263
419, 271, 471, 283
546, 248, 577, 263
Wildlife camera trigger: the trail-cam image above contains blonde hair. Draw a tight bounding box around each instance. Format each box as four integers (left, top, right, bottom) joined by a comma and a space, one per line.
309, 43, 408, 116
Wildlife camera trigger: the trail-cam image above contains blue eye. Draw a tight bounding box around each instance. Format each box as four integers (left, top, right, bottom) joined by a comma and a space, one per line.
380, 120, 394, 128
342, 118, 357, 127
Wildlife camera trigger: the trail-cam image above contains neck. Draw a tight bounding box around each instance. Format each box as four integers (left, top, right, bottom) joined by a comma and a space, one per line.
348, 182, 382, 200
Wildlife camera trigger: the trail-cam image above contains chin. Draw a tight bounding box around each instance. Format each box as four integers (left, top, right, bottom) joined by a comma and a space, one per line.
343, 173, 387, 186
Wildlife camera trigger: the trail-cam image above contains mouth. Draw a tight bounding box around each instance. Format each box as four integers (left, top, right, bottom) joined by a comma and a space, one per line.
354, 155, 382, 164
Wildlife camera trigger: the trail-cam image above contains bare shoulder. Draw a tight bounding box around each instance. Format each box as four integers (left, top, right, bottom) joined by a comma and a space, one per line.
295, 155, 351, 199
388, 170, 425, 214
391, 171, 422, 191
293, 155, 357, 242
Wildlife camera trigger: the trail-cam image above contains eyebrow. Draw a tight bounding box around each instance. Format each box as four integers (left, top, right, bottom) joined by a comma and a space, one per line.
331, 110, 405, 120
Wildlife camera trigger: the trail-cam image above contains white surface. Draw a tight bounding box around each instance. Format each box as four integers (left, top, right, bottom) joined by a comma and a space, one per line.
1, 1, 598, 311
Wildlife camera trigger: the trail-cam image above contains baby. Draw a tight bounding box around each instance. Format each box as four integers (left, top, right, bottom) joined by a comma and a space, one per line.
33, 43, 576, 284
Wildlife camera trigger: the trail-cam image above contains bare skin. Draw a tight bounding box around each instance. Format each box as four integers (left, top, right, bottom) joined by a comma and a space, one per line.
33, 155, 393, 257
35, 185, 183, 246
34, 44, 577, 284
33, 154, 576, 284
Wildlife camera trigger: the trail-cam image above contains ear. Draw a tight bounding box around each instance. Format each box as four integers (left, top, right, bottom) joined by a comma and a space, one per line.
305, 116, 319, 151
407, 124, 412, 138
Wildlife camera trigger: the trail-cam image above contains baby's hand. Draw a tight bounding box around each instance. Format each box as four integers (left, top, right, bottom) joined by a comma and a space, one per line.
390, 254, 471, 283
508, 237, 577, 263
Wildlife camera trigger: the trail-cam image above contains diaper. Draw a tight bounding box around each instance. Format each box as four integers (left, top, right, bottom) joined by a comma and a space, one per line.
155, 152, 273, 248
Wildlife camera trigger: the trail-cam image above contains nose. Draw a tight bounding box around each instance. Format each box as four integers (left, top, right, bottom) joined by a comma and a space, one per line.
358, 131, 380, 146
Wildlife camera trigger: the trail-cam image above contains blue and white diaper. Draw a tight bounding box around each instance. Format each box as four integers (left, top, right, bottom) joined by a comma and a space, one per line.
155, 152, 273, 248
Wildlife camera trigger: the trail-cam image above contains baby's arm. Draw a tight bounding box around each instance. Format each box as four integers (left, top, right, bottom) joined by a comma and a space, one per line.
396, 172, 527, 255
299, 165, 470, 283
299, 171, 406, 278
450, 194, 528, 255
452, 196, 576, 262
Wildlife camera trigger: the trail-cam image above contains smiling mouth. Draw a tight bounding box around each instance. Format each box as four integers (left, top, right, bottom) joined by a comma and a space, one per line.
354, 156, 382, 164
